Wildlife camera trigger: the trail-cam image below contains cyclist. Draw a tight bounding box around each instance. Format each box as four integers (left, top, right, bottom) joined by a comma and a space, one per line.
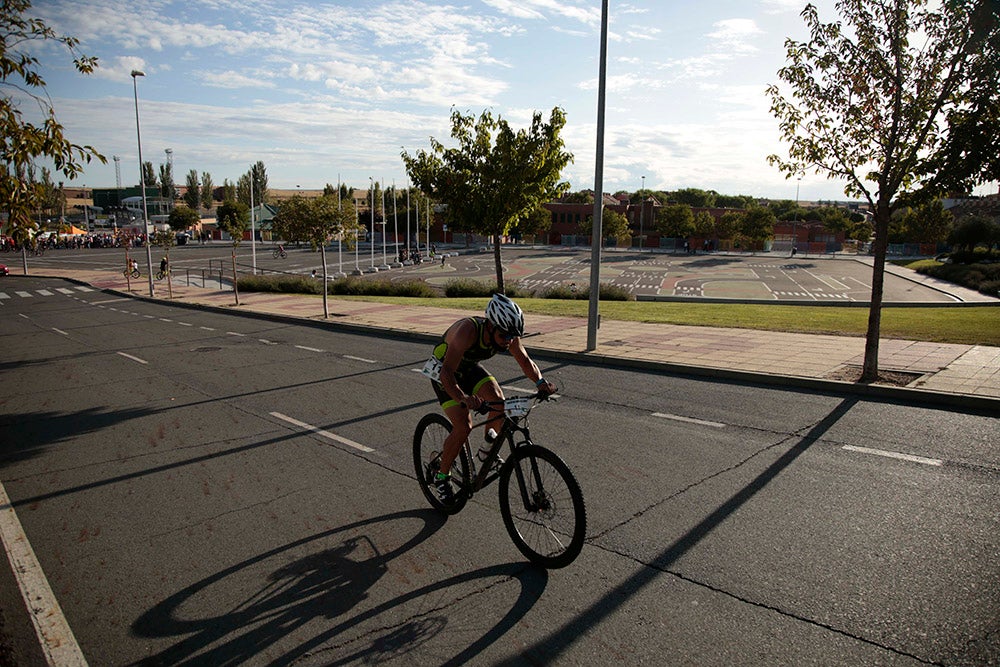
159, 256, 169, 276
424, 293, 555, 503
128, 258, 138, 275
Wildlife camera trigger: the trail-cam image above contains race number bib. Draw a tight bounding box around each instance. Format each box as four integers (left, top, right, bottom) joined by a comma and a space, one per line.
420, 356, 443, 382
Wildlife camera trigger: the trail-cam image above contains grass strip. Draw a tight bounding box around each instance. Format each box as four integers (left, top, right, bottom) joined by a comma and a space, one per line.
324, 295, 1000, 346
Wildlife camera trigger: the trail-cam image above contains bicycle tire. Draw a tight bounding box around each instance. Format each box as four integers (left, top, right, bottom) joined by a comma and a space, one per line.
499, 445, 586, 568
412, 413, 470, 515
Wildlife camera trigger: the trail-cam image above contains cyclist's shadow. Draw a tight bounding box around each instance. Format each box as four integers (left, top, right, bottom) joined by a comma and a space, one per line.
132, 508, 548, 666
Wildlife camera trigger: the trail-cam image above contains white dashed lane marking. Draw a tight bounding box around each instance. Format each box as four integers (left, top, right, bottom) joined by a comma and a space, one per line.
270, 412, 374, 453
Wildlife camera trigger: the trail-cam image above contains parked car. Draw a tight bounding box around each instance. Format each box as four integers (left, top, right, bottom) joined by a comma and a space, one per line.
0, 264, 9, 276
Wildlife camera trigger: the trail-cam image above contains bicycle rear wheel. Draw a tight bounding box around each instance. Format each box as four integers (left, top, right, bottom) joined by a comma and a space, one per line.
499, 445, 586, 568
412, 413, 470, 515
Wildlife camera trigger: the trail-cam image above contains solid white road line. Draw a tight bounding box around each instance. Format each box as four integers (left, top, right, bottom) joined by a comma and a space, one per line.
52, 328, 68, 337
0, 481, 88, 667
652, 412, 726, 428
343, 355, 376, 363
117, 352, 148, 365
270, 412, 374, 453
842, 445, 943, 466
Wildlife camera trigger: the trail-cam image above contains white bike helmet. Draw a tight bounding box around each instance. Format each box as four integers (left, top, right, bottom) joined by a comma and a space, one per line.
485, 293, 524, 337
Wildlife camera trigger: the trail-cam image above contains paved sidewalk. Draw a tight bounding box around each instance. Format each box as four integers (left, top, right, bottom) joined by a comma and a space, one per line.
39, 269, 1000, 408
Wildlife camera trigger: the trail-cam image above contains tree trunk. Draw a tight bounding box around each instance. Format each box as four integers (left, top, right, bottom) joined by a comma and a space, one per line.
166, 249, 173, 299
321, 245, 329, 319
231, 249, 240, 306
493, 233, 504, 294
860, 208, 891, 383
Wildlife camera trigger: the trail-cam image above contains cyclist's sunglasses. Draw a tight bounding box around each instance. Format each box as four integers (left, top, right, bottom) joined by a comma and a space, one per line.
496, 329, 517, 342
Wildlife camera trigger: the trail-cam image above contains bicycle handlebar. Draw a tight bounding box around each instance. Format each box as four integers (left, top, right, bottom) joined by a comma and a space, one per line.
465, 391, 555, 415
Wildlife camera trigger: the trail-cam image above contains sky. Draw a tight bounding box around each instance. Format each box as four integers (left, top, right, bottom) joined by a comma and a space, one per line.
21, 0, 997, 203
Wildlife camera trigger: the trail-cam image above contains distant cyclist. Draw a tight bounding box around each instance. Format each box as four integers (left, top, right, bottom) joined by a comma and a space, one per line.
159, 256, 169, 275
423, 293, 555, 503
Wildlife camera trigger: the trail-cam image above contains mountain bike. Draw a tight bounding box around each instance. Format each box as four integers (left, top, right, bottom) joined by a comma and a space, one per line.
413, 392, 586, 568
123, 267, 140, 279
272, 247, 286, 259
155, 268, 170, 280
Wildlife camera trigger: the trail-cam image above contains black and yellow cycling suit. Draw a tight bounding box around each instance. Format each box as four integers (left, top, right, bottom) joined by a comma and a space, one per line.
431, 316, 503, 409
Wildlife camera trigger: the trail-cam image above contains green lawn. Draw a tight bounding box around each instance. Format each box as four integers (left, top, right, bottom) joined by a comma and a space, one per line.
329, 295, 1000, 346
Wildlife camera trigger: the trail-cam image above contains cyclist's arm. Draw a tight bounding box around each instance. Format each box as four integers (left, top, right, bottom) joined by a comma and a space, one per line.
438, 320, 482, 409
510, 339, 555, 394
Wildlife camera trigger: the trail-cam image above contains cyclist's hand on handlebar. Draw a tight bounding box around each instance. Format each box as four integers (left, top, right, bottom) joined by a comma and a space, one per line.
537, 380, 557, 399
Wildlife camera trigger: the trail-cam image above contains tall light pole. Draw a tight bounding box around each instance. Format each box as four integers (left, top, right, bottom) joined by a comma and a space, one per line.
164, 148, 173, 207
379, 178, 389, 269
639, 175, 645, 253
586, 0, 608, 351
793, 177, 801, 256
369, 177, 377, 271
391, 180, 401, 267
249, 167, 256, 274
131, 70, 155, 296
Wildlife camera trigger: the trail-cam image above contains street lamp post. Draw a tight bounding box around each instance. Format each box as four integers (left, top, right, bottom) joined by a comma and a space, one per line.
379, 179, 390, 270
793, 177, 801, 257
131, 70, 155, 296
639, 175, 645, 253
369, 177, 377, 271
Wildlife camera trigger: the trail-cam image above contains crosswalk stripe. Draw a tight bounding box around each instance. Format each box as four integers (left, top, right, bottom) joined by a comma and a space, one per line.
36, 290, 53, 296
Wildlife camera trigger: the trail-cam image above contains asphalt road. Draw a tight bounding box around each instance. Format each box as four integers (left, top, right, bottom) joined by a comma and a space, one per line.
10, 242, 958, 301
1, 275, 998, 665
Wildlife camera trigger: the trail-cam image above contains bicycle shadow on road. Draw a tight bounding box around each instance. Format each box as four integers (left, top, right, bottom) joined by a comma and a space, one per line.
131, 508, 548, 666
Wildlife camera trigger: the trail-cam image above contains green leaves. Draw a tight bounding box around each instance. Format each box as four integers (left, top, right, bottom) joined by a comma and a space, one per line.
401, 107, 574, 291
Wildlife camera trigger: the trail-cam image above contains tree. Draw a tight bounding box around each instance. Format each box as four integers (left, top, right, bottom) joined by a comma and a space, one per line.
402, 107, 573, 293
693, 211, 716, 239
167, 205, 199, 234
672, 188, 716, 208
580, 209, 630, 245
237, 161, 269, 207
767, 0, 999, 382
158, 162, 174, 201
183, 169, 200, 210
948, 215, 998, 251
654, 204, 695, 239
1, 0, 105, 274
221, 179, 236, 202
200, 172, 214, 209
901, 200, 953, 244
216, 199, 249, 305
739, 206, 776, 251
142, 161, 156, 188
510, 205, 552, 242
717, 211, 743, 240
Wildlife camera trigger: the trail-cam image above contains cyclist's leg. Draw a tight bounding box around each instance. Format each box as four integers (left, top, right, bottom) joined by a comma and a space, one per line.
472, 370, 505, 437
438, 403, 471, 476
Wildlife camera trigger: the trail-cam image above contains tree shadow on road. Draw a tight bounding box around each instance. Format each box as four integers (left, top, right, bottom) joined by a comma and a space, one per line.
503, 397, 858, 663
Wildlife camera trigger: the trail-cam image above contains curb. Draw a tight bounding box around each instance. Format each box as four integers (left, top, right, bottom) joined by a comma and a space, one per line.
75, 278, 999, 415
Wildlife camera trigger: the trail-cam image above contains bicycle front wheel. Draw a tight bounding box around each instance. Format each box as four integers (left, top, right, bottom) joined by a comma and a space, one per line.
412, 413, 470, 515
499, 445, 586, 568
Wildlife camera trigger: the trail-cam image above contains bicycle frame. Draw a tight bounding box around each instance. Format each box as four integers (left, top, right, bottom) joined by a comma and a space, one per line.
461, 395, 544, 495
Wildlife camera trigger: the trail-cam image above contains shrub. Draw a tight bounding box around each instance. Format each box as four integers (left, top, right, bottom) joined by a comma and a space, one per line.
443, 279, 533, 299
238, 274, 438, 298
538, 282, 633, 301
